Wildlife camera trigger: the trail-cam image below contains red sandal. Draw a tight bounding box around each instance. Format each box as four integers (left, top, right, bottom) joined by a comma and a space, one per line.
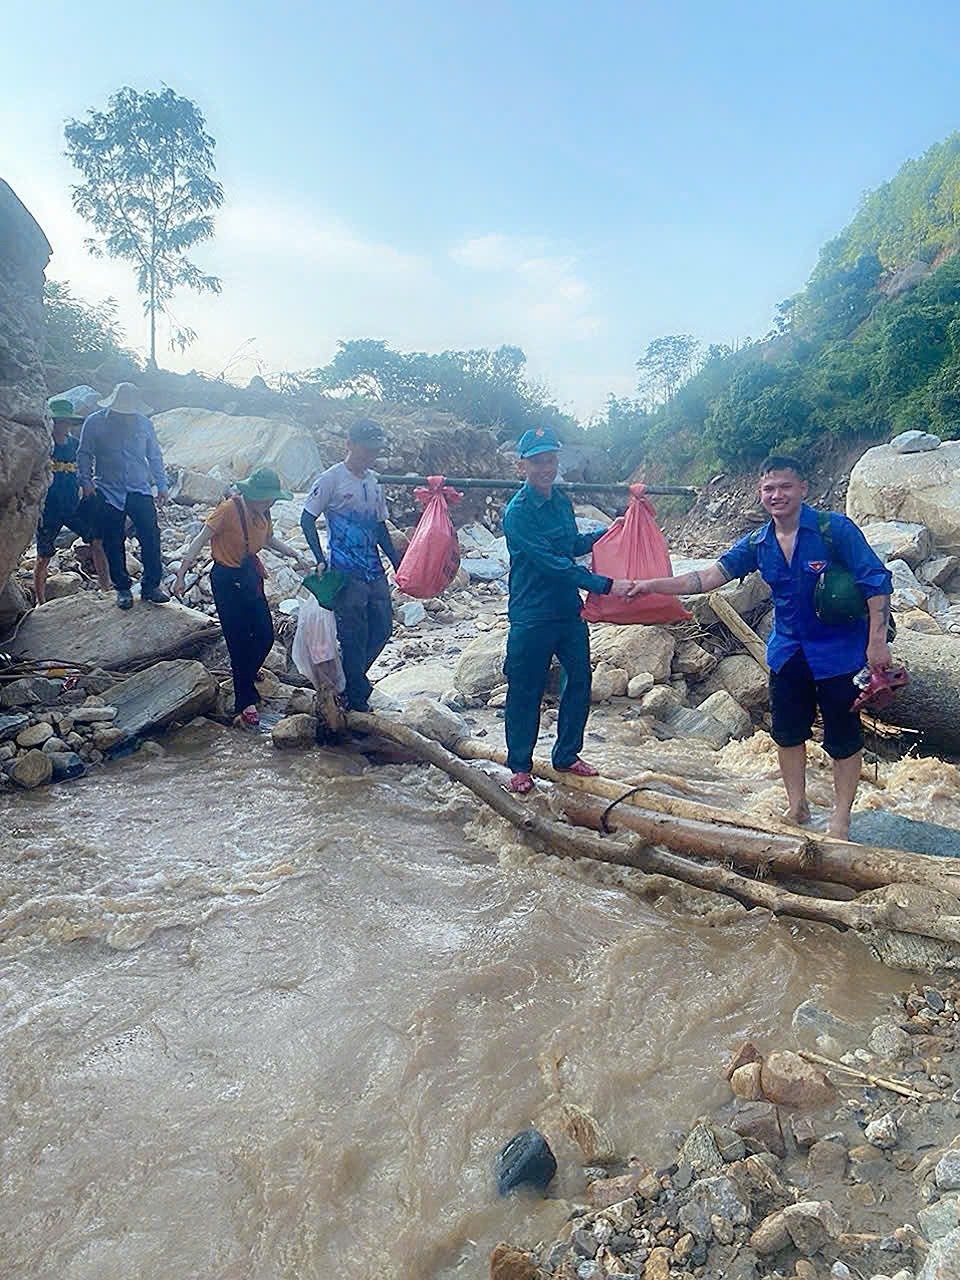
508, 771, 535, 794
555, 758, 599, 777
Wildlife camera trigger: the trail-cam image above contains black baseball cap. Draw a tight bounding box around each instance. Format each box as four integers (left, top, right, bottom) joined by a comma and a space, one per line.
348, 418, 386, 446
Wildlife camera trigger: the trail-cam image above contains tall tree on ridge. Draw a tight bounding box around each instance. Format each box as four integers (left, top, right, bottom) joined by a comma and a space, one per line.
65, 85, 224, 368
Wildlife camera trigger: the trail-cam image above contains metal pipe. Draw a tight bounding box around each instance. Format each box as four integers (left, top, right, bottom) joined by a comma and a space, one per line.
378, 475, 697, 496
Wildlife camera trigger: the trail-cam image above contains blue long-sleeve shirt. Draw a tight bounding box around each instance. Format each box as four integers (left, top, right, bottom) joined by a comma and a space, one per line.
503, 482, 612, 626
719, 504, 892, 678
77, 409, 167, 511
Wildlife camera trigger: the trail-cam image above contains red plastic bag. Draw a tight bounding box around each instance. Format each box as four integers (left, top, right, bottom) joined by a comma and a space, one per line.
395, 476, 464, 599
582, 484, 691, 624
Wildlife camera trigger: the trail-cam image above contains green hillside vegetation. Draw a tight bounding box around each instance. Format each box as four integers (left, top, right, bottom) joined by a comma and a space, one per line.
597, 132, 960, 477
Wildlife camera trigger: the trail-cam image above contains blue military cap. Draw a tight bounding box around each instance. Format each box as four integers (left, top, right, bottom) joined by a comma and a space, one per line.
517, 427, 561, 458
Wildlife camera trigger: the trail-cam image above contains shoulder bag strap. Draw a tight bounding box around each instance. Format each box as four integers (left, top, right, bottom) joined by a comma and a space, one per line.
232, 494, 251, 556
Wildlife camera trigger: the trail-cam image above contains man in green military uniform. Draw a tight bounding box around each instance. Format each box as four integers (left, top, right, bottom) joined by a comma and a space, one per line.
502, 427, 637, 794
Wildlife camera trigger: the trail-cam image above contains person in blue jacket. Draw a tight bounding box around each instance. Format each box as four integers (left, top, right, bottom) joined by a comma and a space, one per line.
502, 427, 637, 794
633, 453, 893, 838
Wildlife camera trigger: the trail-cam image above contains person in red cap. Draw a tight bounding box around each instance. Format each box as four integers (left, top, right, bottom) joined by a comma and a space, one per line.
502, 427, 638, 794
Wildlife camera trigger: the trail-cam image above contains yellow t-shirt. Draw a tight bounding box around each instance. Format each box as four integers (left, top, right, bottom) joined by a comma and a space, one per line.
206, 498, 272, 568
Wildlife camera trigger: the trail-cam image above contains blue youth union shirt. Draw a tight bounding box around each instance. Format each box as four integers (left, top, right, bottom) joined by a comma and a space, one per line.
718, 504, 892, 679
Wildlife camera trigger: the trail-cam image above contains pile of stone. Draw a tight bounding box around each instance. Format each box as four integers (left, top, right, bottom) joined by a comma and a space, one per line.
0, 659, 217, 790
496, 979, 960, 1280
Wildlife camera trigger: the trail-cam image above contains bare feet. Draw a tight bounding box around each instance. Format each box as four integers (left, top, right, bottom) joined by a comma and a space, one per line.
783, 801, 811, 826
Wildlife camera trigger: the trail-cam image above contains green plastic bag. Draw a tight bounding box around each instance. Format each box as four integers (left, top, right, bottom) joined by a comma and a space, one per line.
301, 569, 346, 610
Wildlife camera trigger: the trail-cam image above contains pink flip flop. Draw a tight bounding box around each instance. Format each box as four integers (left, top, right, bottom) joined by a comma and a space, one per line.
555, 758, 599, 777
508, 771, 535, 794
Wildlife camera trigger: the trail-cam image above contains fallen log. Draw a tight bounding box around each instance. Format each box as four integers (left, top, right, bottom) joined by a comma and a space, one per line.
708, 594, 769, 670
453, 739, 960, 895
345, 712, 960, 947
555, 791, 960, 898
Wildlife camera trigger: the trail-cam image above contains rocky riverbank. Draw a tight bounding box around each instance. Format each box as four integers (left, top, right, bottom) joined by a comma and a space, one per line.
493, 979, 960, 1280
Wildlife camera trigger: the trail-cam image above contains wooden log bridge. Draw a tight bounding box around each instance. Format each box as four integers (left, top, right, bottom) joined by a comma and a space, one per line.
344, 711, 960, 952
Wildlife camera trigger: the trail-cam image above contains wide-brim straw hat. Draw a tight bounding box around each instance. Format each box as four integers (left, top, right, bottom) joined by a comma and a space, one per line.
235, 467, 293, 502
99, 382, 149, 414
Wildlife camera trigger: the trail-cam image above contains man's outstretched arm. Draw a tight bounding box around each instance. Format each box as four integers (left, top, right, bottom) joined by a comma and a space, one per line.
633, 563, 731, 596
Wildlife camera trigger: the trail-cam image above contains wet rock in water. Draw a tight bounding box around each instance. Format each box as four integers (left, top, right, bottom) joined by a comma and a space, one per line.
271, 714, 318, 749
488, 1242, 545, 1280
0, 675, 62, 707
46, 750, 85, 781
848, 810, 960, 860
792, 998, 860, 1056
760, 1051, 835, 1109
558, 1102, 614, 1165
106, 660, 218, 740
0, 713, 31, 742
9, 593, 217, 669
725, 1040, 763, 1078
698, 689, 752, 740
860, 520, 934, 567
864, 1112, 899, 1150
495, 1128, 557, 1197
920, 1226, 960, 1279
401, 697, 469, 749
590, 624, 674, 682
9, 748, 53, 789
730, 1101, 786, 1157
15, 720, 53, 748
661, 704, 731, 749
935, 1150, 960, 1191
454, 632, 509, 701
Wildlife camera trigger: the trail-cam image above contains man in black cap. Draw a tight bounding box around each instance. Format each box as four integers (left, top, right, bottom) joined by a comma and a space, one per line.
300, 419, 402, 711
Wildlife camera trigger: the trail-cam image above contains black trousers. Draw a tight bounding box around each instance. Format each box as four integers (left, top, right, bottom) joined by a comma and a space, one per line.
99, 491, 163, 592
332, 575, 393, 710
211, 562, 275, 714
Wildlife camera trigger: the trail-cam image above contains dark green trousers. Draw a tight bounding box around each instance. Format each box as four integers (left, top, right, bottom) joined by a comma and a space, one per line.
504, 618, 592, 773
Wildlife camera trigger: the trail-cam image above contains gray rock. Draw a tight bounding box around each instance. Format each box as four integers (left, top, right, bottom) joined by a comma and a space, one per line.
935, 1150, 960, 1191
679, 1122, 723, 1173
71, 705, 118, 723
919, 555, 960, 588
875, 626, 960, 757
590, 624, 675, 682
401, 698, 469, 749
374, 660, 453, 707
105, 660, 217, 740
867, 1019, 913, 1061
890, 429, 941, 453
661, 704, 731, 749
686, 1174, 750, 1226
849, 810, 960, 860
460, 557, 507, 581
715, 654, 769, 709
792, 998, 859, 1056
847, 440, 960, 548
0, 675, 63, 707
453, 632, 508, 700
47, 750, 85, 780
920, 1227, 960, 1280
860, 520, 934, 567
864, 1112, 899, 1150
697, 689, 752, 739
0, 712, 31, 742
397, 600, 427, 627
15, 721, 53, 748
918, 1195, 960, 1242
271, 714, 318, 748
9, 748, 53, 789
888, 558, 930, 611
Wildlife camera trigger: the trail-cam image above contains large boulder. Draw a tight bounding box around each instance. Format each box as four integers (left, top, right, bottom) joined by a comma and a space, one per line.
589, 623, 675, 682
847, 441, 960, 549
373, 660, 455, 706
153, 408, 324, 490
876, 628, 960, 752
103, 660, 218, 740
0, 180, 52, 588
9, 594, 217, 668
454, 631, 508, 699
859, 519, 933, 567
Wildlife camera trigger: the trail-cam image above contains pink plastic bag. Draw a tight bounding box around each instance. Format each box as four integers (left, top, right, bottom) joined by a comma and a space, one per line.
395, 476, 464, 599
582, 483, 691, 625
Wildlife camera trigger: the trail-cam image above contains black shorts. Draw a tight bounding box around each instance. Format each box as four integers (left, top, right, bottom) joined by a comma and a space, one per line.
769, 650, 863, 760
36, 496, 104, 559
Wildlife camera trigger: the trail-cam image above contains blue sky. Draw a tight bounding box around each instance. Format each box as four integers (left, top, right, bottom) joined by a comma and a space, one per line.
4, 1, 959, 417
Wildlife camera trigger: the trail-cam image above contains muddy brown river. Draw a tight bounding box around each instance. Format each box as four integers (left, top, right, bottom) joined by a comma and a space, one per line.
0, 718, 935, 1279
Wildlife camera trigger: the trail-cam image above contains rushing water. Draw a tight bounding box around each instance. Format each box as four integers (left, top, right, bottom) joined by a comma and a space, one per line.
0, 718, 925, 1279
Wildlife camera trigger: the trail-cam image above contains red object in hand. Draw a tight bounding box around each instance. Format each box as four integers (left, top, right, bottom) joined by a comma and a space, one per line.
582, 484, 691, 625
851, 666, 910, 712
394, 476, 464, 599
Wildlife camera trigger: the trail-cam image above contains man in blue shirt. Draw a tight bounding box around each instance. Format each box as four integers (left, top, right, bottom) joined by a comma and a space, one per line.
633, 454, 892, 838
502, 427, 636, 794
34, 399, 110, 603
78, 383, 170, 609
300, 419, 402, 711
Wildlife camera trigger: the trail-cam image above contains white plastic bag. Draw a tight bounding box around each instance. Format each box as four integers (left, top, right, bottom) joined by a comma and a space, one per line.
292, 594, 345, 692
